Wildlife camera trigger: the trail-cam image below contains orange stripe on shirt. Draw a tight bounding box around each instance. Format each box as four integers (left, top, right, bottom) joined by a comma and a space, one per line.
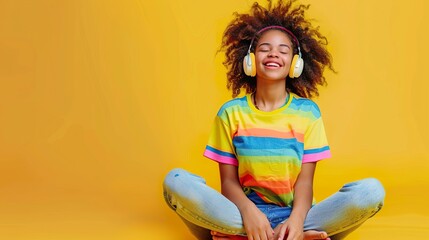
237, 128, 304, 142
240, 173, 294, 195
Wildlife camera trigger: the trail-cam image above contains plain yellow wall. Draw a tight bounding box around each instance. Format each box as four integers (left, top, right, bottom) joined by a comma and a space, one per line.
0, 0, 428, 239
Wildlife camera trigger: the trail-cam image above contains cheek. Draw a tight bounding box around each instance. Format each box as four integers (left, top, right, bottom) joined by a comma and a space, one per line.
254, 55, 266, 71
283, 55, 294, 68
254, 53, 264, 65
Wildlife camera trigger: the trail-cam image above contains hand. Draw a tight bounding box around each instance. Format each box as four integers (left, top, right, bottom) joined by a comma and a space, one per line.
240, 204, 274, 240
274, 219, 303, 240
274, 220, 330, 240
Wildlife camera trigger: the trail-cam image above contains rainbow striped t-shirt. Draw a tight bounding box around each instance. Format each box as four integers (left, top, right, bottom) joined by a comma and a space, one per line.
203, 93, 331, 207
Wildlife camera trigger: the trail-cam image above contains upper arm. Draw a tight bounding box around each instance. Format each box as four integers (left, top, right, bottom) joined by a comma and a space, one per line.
296, 162, 317, 186
219, 163, 240, 185
218, 163, 242, 196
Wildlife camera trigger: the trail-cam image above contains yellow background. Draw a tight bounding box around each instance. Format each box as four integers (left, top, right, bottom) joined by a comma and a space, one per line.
0, 0, 428, 239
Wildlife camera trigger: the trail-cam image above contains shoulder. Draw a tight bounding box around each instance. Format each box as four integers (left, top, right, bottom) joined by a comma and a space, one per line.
216, 95, 248, 117
289, 94, 322, 118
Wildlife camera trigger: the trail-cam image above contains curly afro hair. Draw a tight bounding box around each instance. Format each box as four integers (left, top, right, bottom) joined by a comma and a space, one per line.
220, 0, 334, 99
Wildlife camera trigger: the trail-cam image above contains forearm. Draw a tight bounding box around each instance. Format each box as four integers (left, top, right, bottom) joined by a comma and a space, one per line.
218, 163, 274, 238
289, 178, 313, 223
221, 178, 255, 210
219, 164, 256, 213
289, 162, 316, 224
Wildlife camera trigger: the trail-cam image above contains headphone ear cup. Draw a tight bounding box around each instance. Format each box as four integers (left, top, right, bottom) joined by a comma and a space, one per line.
243, 52, 256, 77
289, 54, 304, 78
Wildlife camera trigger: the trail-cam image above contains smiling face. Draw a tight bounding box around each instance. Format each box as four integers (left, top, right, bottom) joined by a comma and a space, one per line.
254, 29, 294, 82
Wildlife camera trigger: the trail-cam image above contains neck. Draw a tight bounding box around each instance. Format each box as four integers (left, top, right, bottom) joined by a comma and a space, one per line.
254, 80, 288, 111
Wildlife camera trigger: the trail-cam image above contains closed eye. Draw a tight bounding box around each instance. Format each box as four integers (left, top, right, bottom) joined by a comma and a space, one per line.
258, 47, 270, 52
279, 47, 290, 54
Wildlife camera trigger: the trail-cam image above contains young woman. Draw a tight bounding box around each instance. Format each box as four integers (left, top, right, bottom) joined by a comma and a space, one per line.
163, 1, 385, 239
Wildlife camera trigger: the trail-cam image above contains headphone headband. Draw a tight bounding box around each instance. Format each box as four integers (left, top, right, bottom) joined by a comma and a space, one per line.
247, 25, 301, 57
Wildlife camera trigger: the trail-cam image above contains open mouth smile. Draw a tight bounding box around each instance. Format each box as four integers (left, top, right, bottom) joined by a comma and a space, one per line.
264, 61, 282, 68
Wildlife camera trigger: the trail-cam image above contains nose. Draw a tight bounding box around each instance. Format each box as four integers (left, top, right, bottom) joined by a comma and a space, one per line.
267, 49, 279, 57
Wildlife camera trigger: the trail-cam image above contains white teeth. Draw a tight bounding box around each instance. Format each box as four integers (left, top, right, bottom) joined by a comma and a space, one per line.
266, 63, 280, 67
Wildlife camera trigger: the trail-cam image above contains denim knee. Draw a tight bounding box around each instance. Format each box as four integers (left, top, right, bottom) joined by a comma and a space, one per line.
164, 168, 187, 189
163, 168, 207, 209
163, 168, 187, 209
163, 168, 245, 235
164, 168, 206, 188
347, 178, 385, 211
359, 178, 385, 205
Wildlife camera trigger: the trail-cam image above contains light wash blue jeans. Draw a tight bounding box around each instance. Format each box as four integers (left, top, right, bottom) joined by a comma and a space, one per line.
163, 168, 385, 240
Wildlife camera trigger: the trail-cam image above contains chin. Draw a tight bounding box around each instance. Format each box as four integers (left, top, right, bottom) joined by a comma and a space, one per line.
259, 73, 288, 81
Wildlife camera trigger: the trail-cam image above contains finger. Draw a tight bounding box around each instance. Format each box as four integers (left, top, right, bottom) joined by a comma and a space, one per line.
303, 230, 328, 240
317, 231, 328, 239
261, 233, 267, 240
211, 231, 224, 237
289, 228, 303, 240
251, 235, 259, 240
278, 225, 288, 240
267, 230, 275, 240
268, 226, 275, 240
262, 230, 270, 240
213, 231, 231, 237
266, 228, 275, 240
319, 231, 328, 239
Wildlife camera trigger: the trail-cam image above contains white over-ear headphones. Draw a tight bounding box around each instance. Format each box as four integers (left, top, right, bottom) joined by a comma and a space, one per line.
243, 25, 304, 78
